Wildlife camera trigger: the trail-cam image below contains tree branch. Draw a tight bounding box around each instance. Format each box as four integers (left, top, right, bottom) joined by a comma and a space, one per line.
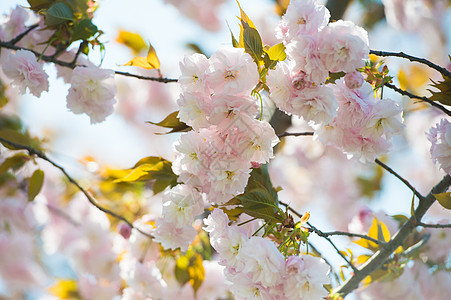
0, 137, 154, 239
7, 24, 40, 45
384, 82, 451, 117
375, 158, 424, 201
0, 42, 178, 83
333, 174, 451, 297
277, 132, 314, 138
279, 201, 359, 273
418, 222, 451, 229
319, 231, 386, 247
370, 50, 451, 78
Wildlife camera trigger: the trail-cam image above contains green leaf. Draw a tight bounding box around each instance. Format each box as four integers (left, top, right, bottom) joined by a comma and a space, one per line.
72, 19, 98, 41
237, 188, 279, 221
428, 75, 451, 106
0, 128, 42, 151
433, 192, 451, 209
227, 166, 281, 222
242, 26, 263, 63
0, 153, 28, 174
112, 156, 178, 194
45, 2, 74, 26
175, 255, 190, 285
27, 0, 54, 12
188, 253, 205, 294
28, 169, 44, 201
147, 111, 191, 134
326, 72, 346, 84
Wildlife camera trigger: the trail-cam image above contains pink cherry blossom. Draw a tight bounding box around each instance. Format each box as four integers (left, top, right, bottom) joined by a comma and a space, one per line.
283, 255, 330, 300
152, 217, 197, 251
427, 118, 451, 175
161, 184, 204, 227
206, 47, 259, 95
344, 71, 365, 89
276, 0, 330, 40
319, 20, 369, 73
66, 66, 117, 124
2, 49, 49, 97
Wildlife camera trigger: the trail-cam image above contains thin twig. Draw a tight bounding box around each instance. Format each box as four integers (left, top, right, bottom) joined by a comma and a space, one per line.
370, 50, 451, 78
418, 222, 451, 228
277, 132, 315, 138
321, 231, 386, 246
279, 201, 359, 273
0, 42, 178, 83
7, 24, 39, 45
308, 241, 341, 284
44, 203, 81, 227
375, 158, 424, 201
384, 82, 451, 117
0, 137, 154, 239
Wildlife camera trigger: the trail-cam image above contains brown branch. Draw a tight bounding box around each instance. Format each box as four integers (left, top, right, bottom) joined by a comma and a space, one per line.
277, 132, 314, 138
7, 24, 39, 45
375, 158, 424, 201
279, 201, 359, 273
370, 50, 451, 78
384, 82, 451, 117
418, 222, 451, 229
333, 174, 451, 297
320, 231, 386, 247
0, 42, 178, 83
0, 137, 154, 239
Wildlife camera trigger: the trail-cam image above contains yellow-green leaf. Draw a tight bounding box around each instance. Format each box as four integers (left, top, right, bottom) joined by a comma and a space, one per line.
175, 255, 190, 285
428, 75, 451, 106
146, 111, 191, 134
122, 56, 155, 69
146, 43, 160, 70
354, 216, 390, 251
242, 26, 263, 63
266, 43, 286, 62
111, 156, 178, 194
0, 153, 28, 174
433, 192, 451, 209
48, 279, 79, 299
188, 253, 205, 294
116, 29, 147, 54
28, 169, 44, 201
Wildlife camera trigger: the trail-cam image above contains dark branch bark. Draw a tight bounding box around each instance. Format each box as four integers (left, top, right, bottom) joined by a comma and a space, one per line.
370, 49, 451, 78
333, 174, 451, 297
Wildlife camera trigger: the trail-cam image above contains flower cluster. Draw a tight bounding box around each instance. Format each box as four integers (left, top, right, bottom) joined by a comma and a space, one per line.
268, 0, 404, 161
427, 118, 451, 175
174, 48, 279, 204
0, 6, 117, 124
204, 208, 330, 299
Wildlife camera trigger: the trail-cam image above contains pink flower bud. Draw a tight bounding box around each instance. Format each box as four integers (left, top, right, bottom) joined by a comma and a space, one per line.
117, 222, 132, 239
344, 71, 364, 89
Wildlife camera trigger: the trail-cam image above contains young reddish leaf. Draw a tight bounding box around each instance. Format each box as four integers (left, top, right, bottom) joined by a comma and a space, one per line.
28, 169, 44, 202
433, 192, 451, 209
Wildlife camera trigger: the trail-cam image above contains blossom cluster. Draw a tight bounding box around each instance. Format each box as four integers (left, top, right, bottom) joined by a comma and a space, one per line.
0, 6, 117, 124
153, 47, 280, 250
204, 208, 330, 300
267, 0, 404, 161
